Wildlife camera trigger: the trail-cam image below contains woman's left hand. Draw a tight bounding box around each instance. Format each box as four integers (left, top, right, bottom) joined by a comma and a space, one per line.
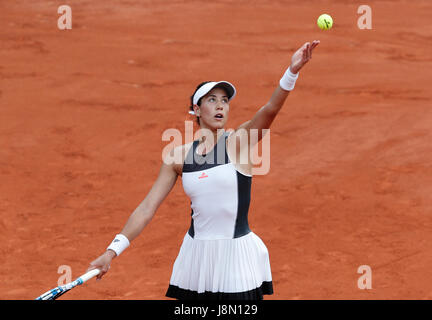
289, 40, 320, 74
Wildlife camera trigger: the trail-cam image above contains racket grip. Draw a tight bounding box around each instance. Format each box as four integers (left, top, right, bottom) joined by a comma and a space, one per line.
79, 268, 101, 283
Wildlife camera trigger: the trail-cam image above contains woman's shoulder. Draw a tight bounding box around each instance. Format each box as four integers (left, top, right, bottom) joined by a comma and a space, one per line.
164, 141, 195, 175
177, 141, 195, 154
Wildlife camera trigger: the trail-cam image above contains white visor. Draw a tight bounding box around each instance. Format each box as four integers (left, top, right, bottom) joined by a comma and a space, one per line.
192, 81, 236, 106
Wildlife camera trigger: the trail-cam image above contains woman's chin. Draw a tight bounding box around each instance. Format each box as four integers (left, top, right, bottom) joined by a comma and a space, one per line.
214, 123, 226, 130
203, 120, 226, 130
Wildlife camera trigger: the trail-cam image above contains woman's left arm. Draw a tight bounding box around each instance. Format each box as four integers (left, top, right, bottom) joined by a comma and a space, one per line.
237, 40, 320, 140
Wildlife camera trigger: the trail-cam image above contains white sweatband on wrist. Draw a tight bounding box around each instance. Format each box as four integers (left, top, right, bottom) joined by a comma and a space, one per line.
279, 67, 299, 91
107, 234, 130, 257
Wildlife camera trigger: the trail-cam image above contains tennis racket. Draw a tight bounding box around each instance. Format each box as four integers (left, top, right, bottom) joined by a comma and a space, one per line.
35, 268, 101, 300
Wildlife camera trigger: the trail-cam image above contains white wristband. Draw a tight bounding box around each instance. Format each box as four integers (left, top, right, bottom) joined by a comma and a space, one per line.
279, 67, 299, 91
107, 234, 130, 257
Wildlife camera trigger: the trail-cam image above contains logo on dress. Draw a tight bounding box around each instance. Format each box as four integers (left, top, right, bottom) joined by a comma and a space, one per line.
198, 172, 208, 179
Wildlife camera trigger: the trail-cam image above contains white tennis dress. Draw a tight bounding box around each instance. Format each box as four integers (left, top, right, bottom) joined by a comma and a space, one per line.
166, 131, 273, 300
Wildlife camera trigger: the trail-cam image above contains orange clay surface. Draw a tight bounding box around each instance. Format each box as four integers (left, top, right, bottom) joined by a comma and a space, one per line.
1, 0, 432, 299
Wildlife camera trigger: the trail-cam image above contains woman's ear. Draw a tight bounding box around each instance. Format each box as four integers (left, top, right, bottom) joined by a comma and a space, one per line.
193, 104, 200, 117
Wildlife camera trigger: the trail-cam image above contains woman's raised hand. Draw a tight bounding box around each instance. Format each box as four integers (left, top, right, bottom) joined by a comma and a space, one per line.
289, 40, 320, 74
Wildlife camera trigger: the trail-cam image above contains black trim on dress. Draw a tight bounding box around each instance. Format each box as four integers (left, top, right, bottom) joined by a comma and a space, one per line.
166, 281, 273, 301
233, 171, 252, 238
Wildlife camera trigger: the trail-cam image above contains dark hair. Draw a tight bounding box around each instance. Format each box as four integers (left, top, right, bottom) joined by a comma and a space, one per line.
189, 81, 212, 125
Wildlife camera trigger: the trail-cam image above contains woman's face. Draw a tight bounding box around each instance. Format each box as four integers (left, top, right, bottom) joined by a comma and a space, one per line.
194, 87, 230, 130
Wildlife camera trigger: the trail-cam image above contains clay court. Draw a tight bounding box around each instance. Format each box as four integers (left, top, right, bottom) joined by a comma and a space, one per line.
1, 0, 432, 299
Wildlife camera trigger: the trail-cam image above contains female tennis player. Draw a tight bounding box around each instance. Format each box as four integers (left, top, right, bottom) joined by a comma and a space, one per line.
87, 40, 320, 300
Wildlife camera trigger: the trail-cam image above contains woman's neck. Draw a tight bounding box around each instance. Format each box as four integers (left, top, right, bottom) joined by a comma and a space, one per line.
198, 127, 225, 152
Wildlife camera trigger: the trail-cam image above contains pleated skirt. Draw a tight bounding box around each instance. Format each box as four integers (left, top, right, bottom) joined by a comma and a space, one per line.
166, 231, 273, 300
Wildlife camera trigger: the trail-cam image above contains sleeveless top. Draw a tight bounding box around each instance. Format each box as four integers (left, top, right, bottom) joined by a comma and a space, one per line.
181, 131, 252, 240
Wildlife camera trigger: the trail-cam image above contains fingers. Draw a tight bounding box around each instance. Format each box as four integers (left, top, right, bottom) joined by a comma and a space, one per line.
87, 264, 103, 280
86, 264, 98, 274
301, 42, 311, 61
310, 40, 320, 52
308, 40, 320, 59
87, 258, 111, 281
302, 44, 308, 61
96, 266, 109, 281
87, 264, 102, 280
292, 40, 319, 72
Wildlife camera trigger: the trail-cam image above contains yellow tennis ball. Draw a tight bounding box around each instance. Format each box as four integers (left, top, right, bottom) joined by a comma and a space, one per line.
317, 14, 333, 30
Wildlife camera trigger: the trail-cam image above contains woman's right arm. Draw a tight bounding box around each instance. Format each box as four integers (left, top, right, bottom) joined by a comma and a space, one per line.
87, 149, 179, 279
119, 158, 178, 242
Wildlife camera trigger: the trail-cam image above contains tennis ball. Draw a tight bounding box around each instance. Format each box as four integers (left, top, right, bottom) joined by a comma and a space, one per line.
317, 14, 333, 30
